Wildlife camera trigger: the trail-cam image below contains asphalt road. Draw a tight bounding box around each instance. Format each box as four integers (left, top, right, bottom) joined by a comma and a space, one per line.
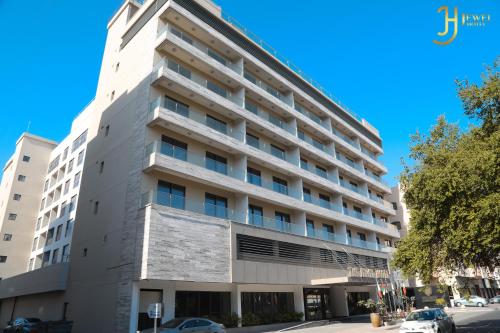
454, 306, 500, 333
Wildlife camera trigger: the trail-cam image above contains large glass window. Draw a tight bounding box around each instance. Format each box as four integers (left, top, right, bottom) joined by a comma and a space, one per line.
157, 181, 185, 210
319, 194, 330, 209
206, 80, 228, 98
205, 193, 227, 218
315, 166, 327, 179
247, 167, 262, 186
46, 228, 54, 246
248, 205, 263, 226
241, 292, 295, 324
300, 158, 308, 170
167, 59, 192, 79
205, 152, 227, 175
270, 145, 285, 160
274, 211, 291, 232
272, 177, 288, 195
303, 188, 312, 202
206, 115, 227, 134
246, 133, 260, 149
161, 136, 187, 161
175, 291, 230, 319
165, 96, 189, 117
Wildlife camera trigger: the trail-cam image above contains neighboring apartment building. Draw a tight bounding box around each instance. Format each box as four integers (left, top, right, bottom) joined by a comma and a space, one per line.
0, 0, 400, 332
387, 184, 500, 305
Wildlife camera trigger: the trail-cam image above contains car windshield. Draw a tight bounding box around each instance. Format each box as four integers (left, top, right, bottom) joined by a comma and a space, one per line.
160, 318, 185, 328
406, 310, 436, 321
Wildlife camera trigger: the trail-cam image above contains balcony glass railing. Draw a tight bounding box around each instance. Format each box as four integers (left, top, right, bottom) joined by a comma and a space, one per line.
154, 58, 244, 107
343, 207, 372, 223
336, 152, 364, 172
369, 192, 383, 204
244, 102, 289, 132
248, 213, 304, 236
244, 72, 291, 106
305, 195, 342, 213
159, 24, 241, 73
361, 146, 377, 160
297, 131, 327, 153
339, 179, 365, 195
294, 104, 328, 129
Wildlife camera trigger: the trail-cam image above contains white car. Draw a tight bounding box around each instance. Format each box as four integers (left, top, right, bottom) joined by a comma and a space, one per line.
454, 295, 488, 307
399, 308, 456, 333
141, 318, 226, 333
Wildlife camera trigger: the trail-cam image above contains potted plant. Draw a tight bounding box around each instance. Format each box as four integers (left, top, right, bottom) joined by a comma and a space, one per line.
357, 299, 383, 327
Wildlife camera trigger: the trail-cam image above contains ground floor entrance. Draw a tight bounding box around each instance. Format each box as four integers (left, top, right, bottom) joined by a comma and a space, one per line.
303, 288, 332, 321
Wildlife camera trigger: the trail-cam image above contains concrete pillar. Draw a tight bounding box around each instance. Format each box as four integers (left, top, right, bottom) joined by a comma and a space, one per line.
336, 223, 348, 244
368, 231, 378, 250
355, 158, 364, 172
289, 177, 303, 200
235, 194, 249, 224
284, 91, 294, 107
327, 166, 339, 184
232, 119, 246, 142
330, 287, 349, 317
233, 87, 245, 108
325, 140, 335, 157
293, 286, 305, 321
359, 182, 369, 197
233, 57, 244, 76
362, 206, 373, 223
128, 282, 140, 333
287, 146, 300, 166
322, 117, 333, 132
293, 211, 307, 236
231, 284, 242, 326
233, 154, 247, 181
286, 117, 298, 136
353, 137, 361, 150
163, 281, 176, 322
332, 194, 343, 211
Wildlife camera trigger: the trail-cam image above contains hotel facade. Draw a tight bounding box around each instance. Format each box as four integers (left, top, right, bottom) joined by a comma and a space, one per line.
0, 0, 400, 332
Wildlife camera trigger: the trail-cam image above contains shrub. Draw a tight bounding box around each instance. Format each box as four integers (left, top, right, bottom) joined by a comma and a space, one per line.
219, 313, 240, 328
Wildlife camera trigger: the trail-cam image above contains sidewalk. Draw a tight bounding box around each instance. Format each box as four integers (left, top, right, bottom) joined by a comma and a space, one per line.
290, 321, 401, 333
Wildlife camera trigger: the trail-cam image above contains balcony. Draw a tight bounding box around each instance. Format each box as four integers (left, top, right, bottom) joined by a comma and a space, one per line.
336, 152, 363, 172
295, 104, 327, 128
244, 71, 292, 106
339, 179, 365, 196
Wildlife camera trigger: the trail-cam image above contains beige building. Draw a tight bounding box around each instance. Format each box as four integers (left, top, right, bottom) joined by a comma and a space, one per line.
0, 0, 401, 332
387, 184, 500, 304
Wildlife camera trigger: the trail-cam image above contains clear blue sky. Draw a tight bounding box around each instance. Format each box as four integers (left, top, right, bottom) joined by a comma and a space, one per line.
0, 0, 498, 185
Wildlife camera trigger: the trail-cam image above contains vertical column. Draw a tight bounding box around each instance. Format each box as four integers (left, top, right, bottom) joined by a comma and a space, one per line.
233, 57, 244, 76
235, 194, 249, 224
332, 194, 343, 212
325, 140, 335, 157
231, 284, 242, 327
355, 157, 365, 173
163, 281, 176, 322
327, 166, 339, 184
286, 117, 298, 136
359, 182, 369, 197
293, 210, 307, 236
128, 282, 140, 333
368, 231, 378, 251
285, 91, 295, 108
287, 146, 300, 166
362, 206, 373, 223
233, 87, 245, 108
293, 286, 305, 321
336, 223, 348, 244
353, 137, 361, 150
232, 119, 246, 142
289, 177, 303, 200
233, 154, 247, 181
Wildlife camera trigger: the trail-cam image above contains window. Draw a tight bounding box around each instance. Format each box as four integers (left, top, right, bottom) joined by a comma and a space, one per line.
60, 201, 67, 217
350, 181, 358, 188
303, 188, 312, 202
22, 155, 31, 162
93, 201, 99, 214
46, 228, 54, 245
99, 161, 104, 174
246, 133, 259, 149
270, 144, 285, 160
322, 224, 334, 234
306, 219, 315, 236
319, 194, 330, 209
115, 62, 120, 72
36, 218, 41, 231
72, 129, 88, 152
3, 234, 12, 241
347, 229, 352, 238
165, 96, 189, 117
298, 130, 305, 140
384, 239, 392, 247
32, 237, 38, 251
8, 213, 17, 221
175, 291, 230, 320
157, 181, 185, 209
358, 233, 366, 241
44, 180, 49, 192
315, 165, 327, 179
274, 212, 291, 231
55, 225, 63, 241
246, 167, 261, 186
300, 158, 308, 170
73, 172, 81, 188
207, 48, 227, 65
62, 244, 70, 262
170, 26, 193, 44
205, 152, 227, 175
204, 193, 227, 218
40, 198, 45, 210
64, 180, 70, 194
272, 177, 288, 195
206, 115, 227, 134
392, 202, 397, 210
68, 159, 74, 172
105, 125, 110, 136
161, 136, 187, 161
63, 147, 69, 160
241, 292, 294, 319
206, 80, 228, 98
83, 248, 88, 257
42, 251, 51, 267
52, 248, 59, 264
0, 256, 7, 263
77, 150, 85, 166
13, 194, 21, 201
48, 155, 60, 173
17, 175, 26, 182
65, 219, 74, 238
312, 138, 324, 151
69, 195, 77, 212
245, 101, 258, 114
248, 205, 263, 226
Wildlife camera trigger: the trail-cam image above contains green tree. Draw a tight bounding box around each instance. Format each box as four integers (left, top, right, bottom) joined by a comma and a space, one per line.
392, 60, 500, 283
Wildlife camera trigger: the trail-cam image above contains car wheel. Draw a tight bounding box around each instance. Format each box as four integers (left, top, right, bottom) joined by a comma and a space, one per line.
455, 302, 461, 306
477, 302, 484, 307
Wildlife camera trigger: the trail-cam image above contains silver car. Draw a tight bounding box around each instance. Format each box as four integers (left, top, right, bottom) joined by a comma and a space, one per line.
141, 318, 226, 333
489, 295, 500, 304
454, 295, 488, 307
399, 308, 456, 333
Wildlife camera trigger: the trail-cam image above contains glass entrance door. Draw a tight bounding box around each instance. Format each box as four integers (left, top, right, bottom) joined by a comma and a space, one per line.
303, 288, 332, 321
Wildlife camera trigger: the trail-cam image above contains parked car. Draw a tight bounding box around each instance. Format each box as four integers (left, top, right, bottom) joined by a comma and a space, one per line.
399, 308, 456, 333
3, 317, 42, 333
454, 295, 488, 307
489, 295, 500, 304
141, 318, 225, 333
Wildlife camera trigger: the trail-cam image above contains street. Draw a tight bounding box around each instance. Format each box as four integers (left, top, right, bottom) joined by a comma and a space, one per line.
287, 305, 500, 333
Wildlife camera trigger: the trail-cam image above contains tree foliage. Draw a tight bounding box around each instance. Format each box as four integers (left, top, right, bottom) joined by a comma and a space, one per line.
392, 59, 500, 283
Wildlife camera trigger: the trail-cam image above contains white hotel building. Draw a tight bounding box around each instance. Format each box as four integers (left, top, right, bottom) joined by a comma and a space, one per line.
0, 0, 400, 332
